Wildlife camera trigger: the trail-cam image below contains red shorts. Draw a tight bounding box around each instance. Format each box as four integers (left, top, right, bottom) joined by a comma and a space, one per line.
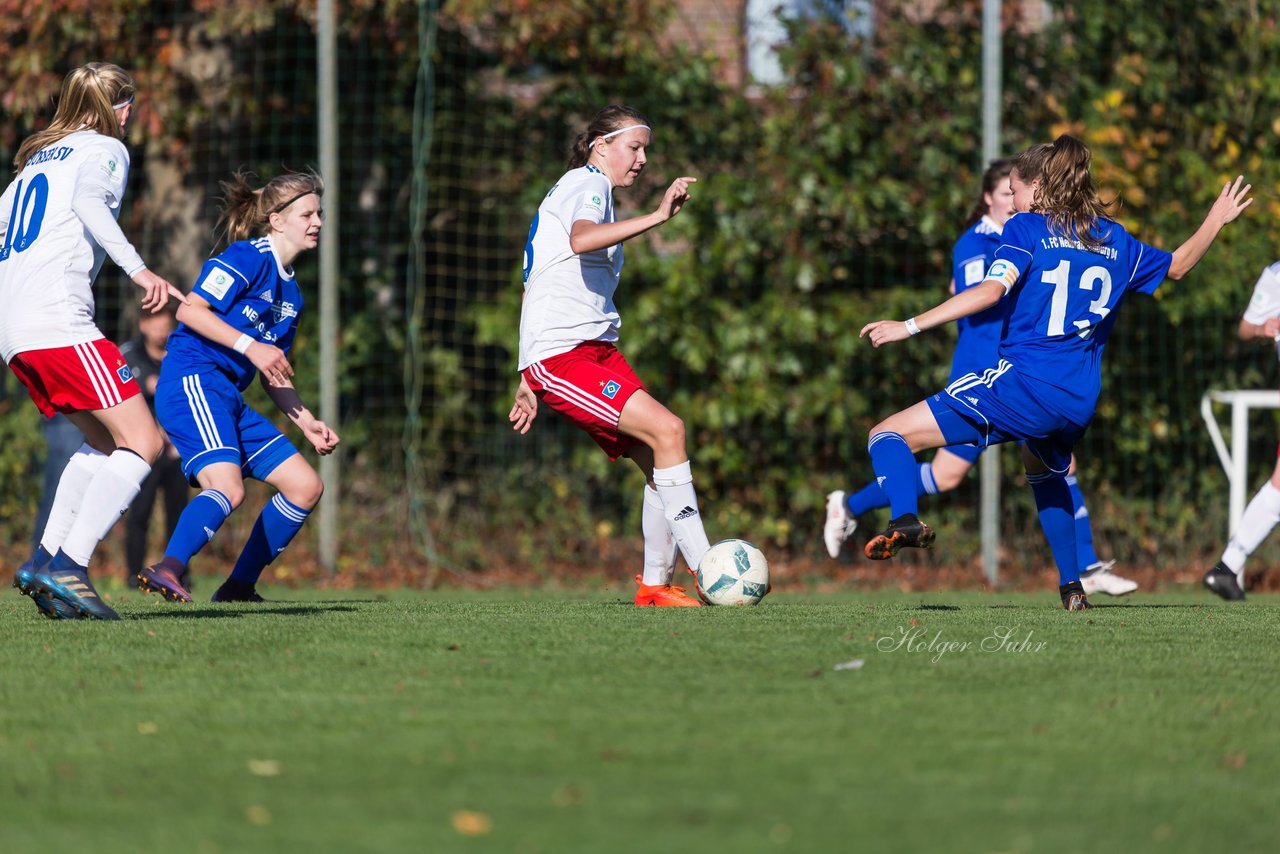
523, 341, 645, 460
8, 340, 141, 418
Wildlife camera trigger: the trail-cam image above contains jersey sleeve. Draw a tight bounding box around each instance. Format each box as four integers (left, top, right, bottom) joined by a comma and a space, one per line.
951, 230, 989, 295
558, 173, 612, 227
1242, 263, 1280, 324
70, 137, 145, 276
1125, 234, 1174, 296
191, 244, 261, 313
986, 214, 1036, 294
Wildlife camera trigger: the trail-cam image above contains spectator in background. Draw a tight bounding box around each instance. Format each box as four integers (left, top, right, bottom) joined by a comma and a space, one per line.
120, 309, 189, 590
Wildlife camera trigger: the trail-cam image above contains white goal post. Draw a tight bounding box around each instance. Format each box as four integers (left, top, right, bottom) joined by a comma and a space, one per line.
1200, 389, 1280, 535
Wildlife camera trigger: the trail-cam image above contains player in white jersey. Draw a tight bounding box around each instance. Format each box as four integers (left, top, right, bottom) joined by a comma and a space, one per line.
510, 105, 713, 607
1203, 261, 1280, 600
2, 63, 184, 620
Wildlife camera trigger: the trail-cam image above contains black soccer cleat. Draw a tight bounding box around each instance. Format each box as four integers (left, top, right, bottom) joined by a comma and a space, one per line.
1059, 580, 1091, 611
211, 579, 266, 603
864, 513, 935, 560
1202, 562, 1245, 601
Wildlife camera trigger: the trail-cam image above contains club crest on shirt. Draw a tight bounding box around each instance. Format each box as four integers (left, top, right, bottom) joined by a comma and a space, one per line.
116, 364, 134, 384
601, 380, 620, 399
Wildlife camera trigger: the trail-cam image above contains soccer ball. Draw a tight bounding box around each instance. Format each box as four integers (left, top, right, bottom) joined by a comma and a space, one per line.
695, 539, 770, 606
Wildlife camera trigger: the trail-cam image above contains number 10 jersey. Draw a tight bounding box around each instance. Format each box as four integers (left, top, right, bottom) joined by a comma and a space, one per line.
0, 130, 146, 362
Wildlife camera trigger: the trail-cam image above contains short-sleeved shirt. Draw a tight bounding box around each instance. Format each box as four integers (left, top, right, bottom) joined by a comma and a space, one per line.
1242, 261, 1280, 362
986, 212, 1172, 426
162, 236, 303, 392
0, 131, 145, 361
518, 165, 621, 369
949, 214, 1007, 381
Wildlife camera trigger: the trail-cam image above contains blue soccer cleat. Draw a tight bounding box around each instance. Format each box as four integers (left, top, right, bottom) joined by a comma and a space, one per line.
32, 553, 121, 621
14, 550, 81, 620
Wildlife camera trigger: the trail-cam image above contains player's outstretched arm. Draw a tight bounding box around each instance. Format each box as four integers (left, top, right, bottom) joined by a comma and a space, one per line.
509, 376, 538, 435
1168, 175, 1252, 280
1239, 316, 1280, 342
131, 268, 188, 312
861, 281, 1006, 349
568, 176, 698, 255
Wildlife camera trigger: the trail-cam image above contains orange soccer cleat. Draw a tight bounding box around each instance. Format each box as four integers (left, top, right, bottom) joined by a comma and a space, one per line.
634, 575, 703, 607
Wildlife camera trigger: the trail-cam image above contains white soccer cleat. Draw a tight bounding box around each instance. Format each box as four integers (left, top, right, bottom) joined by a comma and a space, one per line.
823, 490, 857, 558
1080, 560, 1138, 596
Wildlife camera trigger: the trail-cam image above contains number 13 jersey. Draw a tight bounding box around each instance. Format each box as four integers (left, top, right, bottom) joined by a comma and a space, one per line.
988, 212, 1172, 426
0, 130, 146, 362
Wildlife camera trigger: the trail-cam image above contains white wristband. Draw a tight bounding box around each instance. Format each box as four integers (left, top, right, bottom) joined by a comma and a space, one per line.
233, 333, 254, 354
904, 317, 921, 336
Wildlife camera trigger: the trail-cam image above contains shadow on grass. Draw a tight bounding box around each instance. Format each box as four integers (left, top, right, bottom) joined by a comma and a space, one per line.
130, 605, 361, 620
915, 604, 961, 611
1085, 603, 1210, 610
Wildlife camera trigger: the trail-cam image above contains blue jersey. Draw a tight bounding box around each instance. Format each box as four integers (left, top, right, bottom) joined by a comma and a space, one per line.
948, 215, 1006, 381
987, 212, 1171, 425
164, 237, 304, 392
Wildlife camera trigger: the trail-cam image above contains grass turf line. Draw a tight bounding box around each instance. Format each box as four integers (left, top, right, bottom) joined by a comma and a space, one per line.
1, 587, 1277, 853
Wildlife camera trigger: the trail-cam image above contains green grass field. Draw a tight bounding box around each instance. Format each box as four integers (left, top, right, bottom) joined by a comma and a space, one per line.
2, 584, 1277, 853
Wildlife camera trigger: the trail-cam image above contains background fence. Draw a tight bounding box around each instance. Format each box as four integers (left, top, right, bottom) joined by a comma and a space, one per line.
2, 0, 1279, 586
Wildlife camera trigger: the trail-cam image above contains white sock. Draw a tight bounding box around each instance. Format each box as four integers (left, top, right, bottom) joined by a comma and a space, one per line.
652, 460, 711, 573
1221, 481, 1280, 580
39, 443, 108, 555
641, 484, 677, 586
59, 449, 153, 566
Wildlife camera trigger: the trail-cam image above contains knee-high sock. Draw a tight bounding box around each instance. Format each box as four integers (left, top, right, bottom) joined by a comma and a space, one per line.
164, 489, 234, 565
641, 484, 677, 586
1028, 470, 1078, 585
39, 443, 108, 557
867, 432, 919, 517
229, 494, 311, 584
1221, 481, 1280, 576
1065, 475, 1100, 570
59, 449, 153, 567
652, 461, 711, 573
845, 462, 937, 517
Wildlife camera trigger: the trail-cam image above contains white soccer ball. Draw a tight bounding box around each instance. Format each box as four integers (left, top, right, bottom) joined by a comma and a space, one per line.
696, 539, 770, 606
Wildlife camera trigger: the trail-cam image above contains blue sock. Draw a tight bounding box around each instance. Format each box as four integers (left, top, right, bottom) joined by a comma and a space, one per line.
846, 461, 938, 517
868, 432, 919, 518
229, 494, 311, 584
846, 480, 889, 516
165, 490, 234, 565
1065, 475, 1099, 570
1028, 471, 1079, 585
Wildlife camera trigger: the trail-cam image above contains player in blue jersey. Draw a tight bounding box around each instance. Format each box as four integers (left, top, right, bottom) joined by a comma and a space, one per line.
135, 169, 338, 603
858, 135, 1250, 609
824, 159, 1137, 596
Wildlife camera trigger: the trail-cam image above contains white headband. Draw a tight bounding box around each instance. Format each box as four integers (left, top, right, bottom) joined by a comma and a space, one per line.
113, 95, 134, 110
589, 124, 650, 149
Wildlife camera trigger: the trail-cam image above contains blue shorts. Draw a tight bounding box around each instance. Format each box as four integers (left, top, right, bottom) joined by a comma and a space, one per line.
926, 360, 1087, 475
938, 442, 985, 464
155, 371, 299, 484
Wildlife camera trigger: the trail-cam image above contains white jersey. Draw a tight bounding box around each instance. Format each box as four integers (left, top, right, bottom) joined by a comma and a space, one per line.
1242, 261, 1280, 362
0, 130, 146, 362
518, 164, 622, 369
